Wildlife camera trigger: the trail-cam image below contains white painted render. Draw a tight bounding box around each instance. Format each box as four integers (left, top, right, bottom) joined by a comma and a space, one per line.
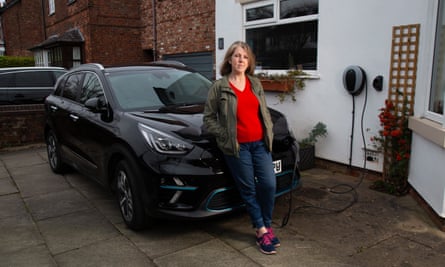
216, 0, 445, 217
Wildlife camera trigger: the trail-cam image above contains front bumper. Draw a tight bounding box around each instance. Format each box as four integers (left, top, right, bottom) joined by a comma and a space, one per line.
143, 146, 300, 220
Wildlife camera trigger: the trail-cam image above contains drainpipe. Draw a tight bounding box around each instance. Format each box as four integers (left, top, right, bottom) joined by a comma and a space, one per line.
152, 0, 157, 61
41, 0, 47, 40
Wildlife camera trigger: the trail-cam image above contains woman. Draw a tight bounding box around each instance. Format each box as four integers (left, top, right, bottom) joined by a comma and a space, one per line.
203, 41, 279, 255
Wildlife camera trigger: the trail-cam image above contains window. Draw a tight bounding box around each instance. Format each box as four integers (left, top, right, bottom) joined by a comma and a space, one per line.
15, 71, 54, 87
430, 0, 445, 118
244, 0, 318, 70
62, 73, 83, 101
48, 0, 55, 15
80, 73, 103, 104
48, 47, 63, 67
73, 47, 82, 68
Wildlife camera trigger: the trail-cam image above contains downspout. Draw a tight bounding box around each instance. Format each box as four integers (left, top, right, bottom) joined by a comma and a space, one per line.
152, 0, 157, 61
41, 0, 47, 40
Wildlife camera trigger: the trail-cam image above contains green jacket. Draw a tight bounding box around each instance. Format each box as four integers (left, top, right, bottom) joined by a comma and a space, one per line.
203, 75, 274, 157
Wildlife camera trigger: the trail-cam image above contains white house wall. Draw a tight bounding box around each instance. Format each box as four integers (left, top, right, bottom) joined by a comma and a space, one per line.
215, 0, 436, 172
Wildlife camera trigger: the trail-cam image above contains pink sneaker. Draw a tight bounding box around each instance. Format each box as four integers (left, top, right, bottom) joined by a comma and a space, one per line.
266, 227, 281, 247
256, 231, 277, 255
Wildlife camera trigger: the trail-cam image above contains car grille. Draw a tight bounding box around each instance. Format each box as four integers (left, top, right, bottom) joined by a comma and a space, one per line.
206, 187, 243, 211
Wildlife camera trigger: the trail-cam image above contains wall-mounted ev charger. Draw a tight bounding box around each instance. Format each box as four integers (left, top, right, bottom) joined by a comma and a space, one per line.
342, 65, 366, 96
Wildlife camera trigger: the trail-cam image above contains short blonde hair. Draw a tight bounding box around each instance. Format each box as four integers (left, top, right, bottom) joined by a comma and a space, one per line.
220, 41, 256, 76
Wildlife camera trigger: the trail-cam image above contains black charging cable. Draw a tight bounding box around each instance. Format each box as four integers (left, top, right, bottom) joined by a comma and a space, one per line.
280, 76, 370, 226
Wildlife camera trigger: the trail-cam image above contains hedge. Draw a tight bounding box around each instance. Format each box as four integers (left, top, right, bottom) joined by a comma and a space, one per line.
0, 56, 35, 67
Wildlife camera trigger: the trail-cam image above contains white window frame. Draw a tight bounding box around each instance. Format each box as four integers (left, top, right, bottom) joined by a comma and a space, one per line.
243, 0, 276, 26
425, 0, 445, 126
242, 0, 319, 73
48, 0, 55, 15
409, 0, 445, 149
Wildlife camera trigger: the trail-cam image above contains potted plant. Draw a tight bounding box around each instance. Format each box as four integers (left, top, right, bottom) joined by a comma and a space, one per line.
298, 122, 327, 170
255, 69, 308, 102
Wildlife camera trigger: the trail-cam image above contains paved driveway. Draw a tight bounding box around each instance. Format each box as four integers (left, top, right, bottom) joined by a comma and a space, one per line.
1, 146, 445, 266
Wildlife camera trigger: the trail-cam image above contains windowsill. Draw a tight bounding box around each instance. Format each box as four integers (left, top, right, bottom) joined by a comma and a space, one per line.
238, 0, 257, 4
408, 116, 445, 148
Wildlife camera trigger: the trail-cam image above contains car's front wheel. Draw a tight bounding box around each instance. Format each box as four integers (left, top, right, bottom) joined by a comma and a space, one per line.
114, 159, 148, 230
46, 130, 67, 174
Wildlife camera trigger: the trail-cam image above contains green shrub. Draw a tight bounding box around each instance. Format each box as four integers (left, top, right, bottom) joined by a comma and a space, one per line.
0, 56, 35, 67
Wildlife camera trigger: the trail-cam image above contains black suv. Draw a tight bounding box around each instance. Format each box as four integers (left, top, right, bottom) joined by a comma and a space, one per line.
0, 67, 67, 105
44, 62, 300, 230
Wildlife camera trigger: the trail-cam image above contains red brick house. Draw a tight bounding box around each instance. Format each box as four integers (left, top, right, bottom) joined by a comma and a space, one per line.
0, 0, 215, 78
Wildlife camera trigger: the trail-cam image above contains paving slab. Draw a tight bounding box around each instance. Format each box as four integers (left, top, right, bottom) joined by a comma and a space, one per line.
0, 213, 44, 254
37, 209, 119, 255
0, 148, 47, 169
0, 194, 28, 219
54, 236, 154, 267
0, 176, 18, 195
0, 163, 9, 179
154, 238, 258, 267
117, 221, 216, 258
0, 244, 56, 267
24, 188, 92, 220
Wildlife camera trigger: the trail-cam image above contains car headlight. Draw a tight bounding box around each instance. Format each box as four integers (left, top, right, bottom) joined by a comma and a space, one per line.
138, 123, 193, 154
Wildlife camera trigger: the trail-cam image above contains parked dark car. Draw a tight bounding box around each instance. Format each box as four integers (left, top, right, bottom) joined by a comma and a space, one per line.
0, 67, 67, 105
44, 62, 300, 230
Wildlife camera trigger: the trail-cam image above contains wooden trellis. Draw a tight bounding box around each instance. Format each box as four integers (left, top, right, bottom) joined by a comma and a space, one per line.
388, 24, 419, 115
383, 24, 420, 185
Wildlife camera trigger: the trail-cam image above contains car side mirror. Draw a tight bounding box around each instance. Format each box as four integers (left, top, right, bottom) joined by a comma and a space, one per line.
85, 96, 107, 112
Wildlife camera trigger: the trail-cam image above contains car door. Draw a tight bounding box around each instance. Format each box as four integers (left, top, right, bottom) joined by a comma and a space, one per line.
49, 72, 85, 162
72, 71, 115, 183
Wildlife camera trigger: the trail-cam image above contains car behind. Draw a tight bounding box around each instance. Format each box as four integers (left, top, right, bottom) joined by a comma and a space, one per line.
44, 62, 300, 230
0, 67, 67, 105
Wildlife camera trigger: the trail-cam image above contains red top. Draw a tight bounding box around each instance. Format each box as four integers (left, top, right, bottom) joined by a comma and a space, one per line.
230, 79, 263, 143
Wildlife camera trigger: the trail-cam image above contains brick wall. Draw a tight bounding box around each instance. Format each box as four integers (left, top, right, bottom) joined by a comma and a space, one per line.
1, 0, 45, 57
2, 0, 215, 65
155, 0, 215, 58
0, 105, 45, 149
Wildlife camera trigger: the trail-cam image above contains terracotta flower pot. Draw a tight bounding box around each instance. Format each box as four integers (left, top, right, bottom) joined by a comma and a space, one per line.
260, 79, 295, 92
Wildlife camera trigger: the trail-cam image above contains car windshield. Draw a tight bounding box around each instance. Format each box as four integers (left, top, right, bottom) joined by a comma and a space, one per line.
107, 68, 212, 110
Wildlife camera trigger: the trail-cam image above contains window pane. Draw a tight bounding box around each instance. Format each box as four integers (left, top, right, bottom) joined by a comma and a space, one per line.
246, 4, 274, 22
80, 73, 103, 104
430, 2, 445, 115
15, 71, 53, 87
62, 74, 82, 101
280, 0, 318, 19
49, 0, 55, 15
246, 20, 318, 70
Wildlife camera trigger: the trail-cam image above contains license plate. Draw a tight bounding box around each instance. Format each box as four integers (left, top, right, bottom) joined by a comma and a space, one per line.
273, 160, 282, 174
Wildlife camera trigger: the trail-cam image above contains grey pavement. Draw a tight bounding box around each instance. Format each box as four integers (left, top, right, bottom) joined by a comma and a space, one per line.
1, 146, 445, 267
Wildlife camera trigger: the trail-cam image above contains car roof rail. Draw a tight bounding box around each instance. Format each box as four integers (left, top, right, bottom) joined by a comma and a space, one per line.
149, 60, 187, 68
78, 63, 105, 70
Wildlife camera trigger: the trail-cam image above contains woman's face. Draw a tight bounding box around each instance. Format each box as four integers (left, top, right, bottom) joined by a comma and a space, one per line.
229, 46, 249, 75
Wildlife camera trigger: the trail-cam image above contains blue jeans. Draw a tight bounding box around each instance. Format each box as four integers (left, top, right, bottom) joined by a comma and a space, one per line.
224, 141, 276, 229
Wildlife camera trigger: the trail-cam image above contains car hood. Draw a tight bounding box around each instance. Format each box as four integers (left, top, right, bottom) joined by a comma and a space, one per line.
128, 104, 292, 145
128, 104, 211, 141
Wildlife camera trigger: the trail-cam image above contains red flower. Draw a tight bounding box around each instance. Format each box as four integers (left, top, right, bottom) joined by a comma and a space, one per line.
390, 129, 402, 137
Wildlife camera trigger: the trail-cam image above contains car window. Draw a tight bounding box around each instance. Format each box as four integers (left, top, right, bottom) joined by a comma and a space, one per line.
62, 73, 83, 101
15, 71, 54, 87
0, 73, 14, 87
79, 72, 104, 104
108, 69, 211, 110
54, 71, 66, 80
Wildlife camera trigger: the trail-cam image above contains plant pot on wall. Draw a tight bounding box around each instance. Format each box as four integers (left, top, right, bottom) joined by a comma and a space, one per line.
298, 145, 315, 171
260, 79, 295, 92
